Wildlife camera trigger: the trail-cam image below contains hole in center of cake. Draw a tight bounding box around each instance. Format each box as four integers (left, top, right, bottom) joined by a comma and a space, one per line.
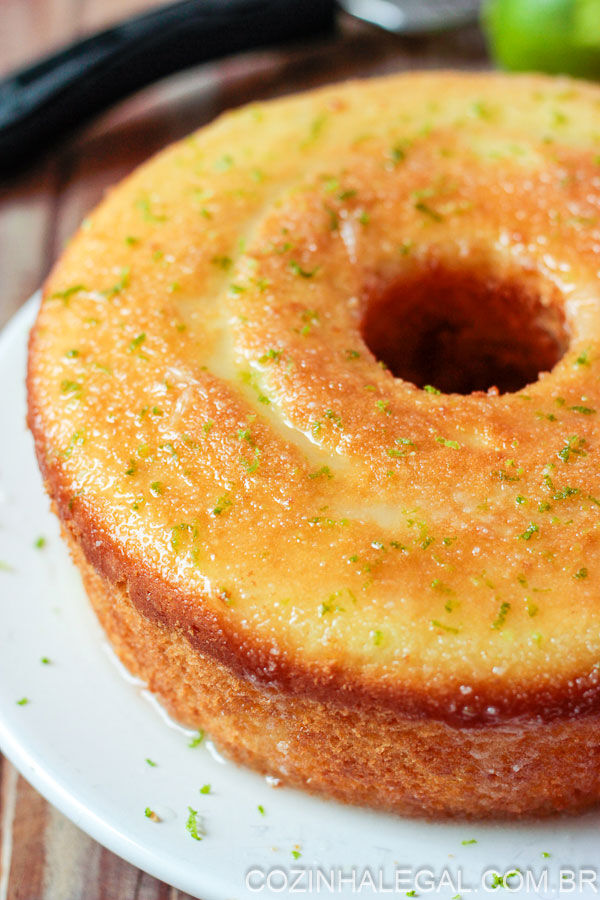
361, 260, 569, 395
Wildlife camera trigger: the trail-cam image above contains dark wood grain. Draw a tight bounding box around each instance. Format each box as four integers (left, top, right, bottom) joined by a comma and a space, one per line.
0, 2, 488, 896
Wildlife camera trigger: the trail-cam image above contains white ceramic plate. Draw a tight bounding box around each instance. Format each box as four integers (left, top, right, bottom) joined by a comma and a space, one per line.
1, 295, 600, 900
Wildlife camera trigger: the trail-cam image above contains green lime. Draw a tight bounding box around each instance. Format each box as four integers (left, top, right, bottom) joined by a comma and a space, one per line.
481, 0, 600, 79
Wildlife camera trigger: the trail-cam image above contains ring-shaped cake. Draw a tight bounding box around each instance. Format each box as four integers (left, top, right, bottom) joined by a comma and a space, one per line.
27, 71, 600, 817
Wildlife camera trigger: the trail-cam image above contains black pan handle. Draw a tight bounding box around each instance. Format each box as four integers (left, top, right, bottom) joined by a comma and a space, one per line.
0, 0, 336, 177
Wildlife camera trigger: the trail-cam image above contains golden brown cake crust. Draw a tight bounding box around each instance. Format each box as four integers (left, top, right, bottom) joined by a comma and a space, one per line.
68, 529, 600, 819
26, 71, 600, 815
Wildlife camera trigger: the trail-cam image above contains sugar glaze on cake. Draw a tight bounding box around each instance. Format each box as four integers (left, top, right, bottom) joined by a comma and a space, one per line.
28, 72, 600, 817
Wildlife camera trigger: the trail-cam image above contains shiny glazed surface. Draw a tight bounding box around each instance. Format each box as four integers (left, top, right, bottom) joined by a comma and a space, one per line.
28, 72, 600, 724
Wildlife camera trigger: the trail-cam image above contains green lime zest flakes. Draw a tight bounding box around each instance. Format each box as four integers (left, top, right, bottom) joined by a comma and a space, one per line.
68, 489, 84, 511
125, 458, 137, 476
462, 838, 477, 845
60, 379, 82, 397
519, 522, 539, 541
136, 194, 166, 223
345, 348, 361, 360
299, 308, 320, 337
61, 429, 86, 459
257, 804, 266, 816
552, 485, 579, 500
102, 266, 130, 297
489, 871, 520, 890
214, 153, 234, 171
125, 235, 139, 246
145, 807, 160, 822
16, 697, 29, 706
128, 332, 146, 353
324, 408, 343, 428
375, 399, 391, 415
308, 466, 333, 480
471, 98, 496, 120
145, 758, 157, 767
211, 254, 232, 270
414, 200, 444, 222
526, 602, 539, 618
188, 729, 205, 748
492, 601, 511, 630
324, 205, 339, 231
199, 783, 211, 795
212, 494, 232, 516
50, 283, 88, 302
169, 522, 193, 550
431, 578, 454, 595
541, 851, 551, 859
290, 260, 319, 279
65, 348, 79, 358
431, 619, 459, 634
558, 434, 587, 463
553, 109, 568, 127
258, 348, 282, 364
218, 587, 233, 606
302, 112, 328, 146
387, 438, 416, 458
150, 481, 163, 497
570, 405, 596, 415
371, 629, 384, 646
574, 567, 588, 580
240, 448, 260, 473
291, 849, 302, 860
186, 807, 204, 841
40, 657, 51, 665
493, 468, 520, 482
406, 891, 418, 898
435, 436, 460, 450
423, 384, 441, 395
389, 143, 406, 165
358, 210, 370, 226
323, 176, 340, 193
574, 348, 591, 367
34, 536, 46, 550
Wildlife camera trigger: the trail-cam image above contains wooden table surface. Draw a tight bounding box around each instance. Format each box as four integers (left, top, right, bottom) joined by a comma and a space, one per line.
0, 3, 488, 897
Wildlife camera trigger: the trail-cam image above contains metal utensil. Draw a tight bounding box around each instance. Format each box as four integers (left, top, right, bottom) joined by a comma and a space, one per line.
0, 0, 480, 176
343, 0, 480, 34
